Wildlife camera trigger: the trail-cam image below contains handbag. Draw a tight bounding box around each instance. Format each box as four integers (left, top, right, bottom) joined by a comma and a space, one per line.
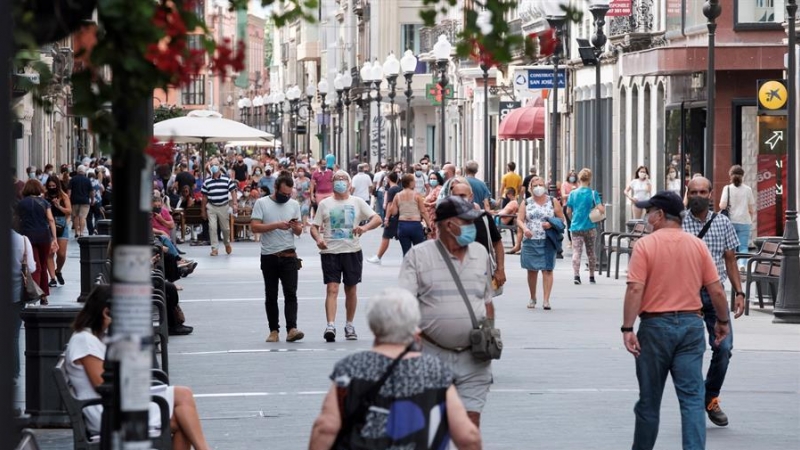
720, 186, 731, 217
479, 214, 503, 297
435, 241, 502, 361
21, 236, 45, 303
589, 190, 606, 223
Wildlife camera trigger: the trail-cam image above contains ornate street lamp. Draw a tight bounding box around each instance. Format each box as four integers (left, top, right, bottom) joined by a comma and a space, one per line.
774, 0, 800, 322
286, 85, 301, 156
237, 97, 246, 123
703, 0, 721, 181
544, 6, 566, 198
401, 49, 418, 167
590, 1, 610, 272
360, 61, 373, 163
371, 59, 385, 165
243, 97, 253, 126
433, 34, 452, 166
306, 82, 316, 157
342, 70, 353, 165
334, 72, 344, 164
252, 95, 263, 130
318, 77, 330, 159
273, 89, 286, 154
384, 52, 401, 163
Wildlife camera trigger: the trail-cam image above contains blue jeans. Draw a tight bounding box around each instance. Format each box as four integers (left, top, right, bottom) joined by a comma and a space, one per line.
375, 190, 385, 222
731, 222, 750, 265
700, 287, 733, 401
157, 235, 179, 257
397, 221, 425, 255
633, 314, 706, 450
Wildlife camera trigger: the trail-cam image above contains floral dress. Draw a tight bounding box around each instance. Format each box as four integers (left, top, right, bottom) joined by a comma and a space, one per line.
520, 196, 556, 271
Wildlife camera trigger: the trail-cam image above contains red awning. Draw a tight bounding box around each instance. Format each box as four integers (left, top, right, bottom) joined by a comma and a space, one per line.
498, 101, 546, 141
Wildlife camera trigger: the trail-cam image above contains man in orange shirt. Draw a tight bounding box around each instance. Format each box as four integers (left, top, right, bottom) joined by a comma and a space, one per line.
622, 191, 730, 450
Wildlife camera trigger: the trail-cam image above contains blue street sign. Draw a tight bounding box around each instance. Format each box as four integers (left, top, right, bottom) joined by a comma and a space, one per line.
528, 69, 566, 89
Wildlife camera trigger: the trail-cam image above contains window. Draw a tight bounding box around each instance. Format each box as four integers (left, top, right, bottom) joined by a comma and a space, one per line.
737, 0, 786, 24
400, 24, 421, 55
182, 75, 205, 105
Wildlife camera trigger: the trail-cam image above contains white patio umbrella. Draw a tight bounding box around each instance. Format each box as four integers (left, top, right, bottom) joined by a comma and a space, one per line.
224, 140, 277, 149
154, 110, 273, 168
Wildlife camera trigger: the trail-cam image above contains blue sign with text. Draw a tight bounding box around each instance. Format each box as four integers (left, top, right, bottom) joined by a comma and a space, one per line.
528, 69, 566, 89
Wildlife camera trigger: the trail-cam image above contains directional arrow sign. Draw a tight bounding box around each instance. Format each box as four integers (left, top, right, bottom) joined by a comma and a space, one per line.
765, 130, 784, 151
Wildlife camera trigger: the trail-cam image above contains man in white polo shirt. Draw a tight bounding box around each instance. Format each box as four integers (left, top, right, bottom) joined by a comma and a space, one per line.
350, 163, 373, 204
398, 195, 495, 429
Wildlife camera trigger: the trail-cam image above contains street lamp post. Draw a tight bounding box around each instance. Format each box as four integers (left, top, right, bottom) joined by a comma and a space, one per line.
273, 89, 286, 154
237, 97, 246, 123
590, 1, 610, 272
480, 63, 490, 190
545, 10, 566, 198
433, 34, 452, 167
360, 61, 373, 163
703, 0, 721, 182
371, 59, 385, 165
334, 73, 344, 165
286, 85, 301, 156
342, 70, 353, 165
401, 50, 418, 167
774, 0, 800, 323
384, 53, 401, 163
318, 77, 329, 159
306, 82, 316, 158
253, 95, 263, 131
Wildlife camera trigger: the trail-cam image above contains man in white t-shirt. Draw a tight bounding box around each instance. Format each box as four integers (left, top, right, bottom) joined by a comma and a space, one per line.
372, 163, 389, 221
310, 170, 382, 342
250, 172, 305, 343
350, 163, 373, 203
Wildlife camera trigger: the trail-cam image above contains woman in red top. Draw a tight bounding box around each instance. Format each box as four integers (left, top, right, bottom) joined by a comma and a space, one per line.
310, 161, 334, 217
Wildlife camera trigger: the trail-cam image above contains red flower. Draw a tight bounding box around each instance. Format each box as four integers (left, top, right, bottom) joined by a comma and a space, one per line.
146, 138, 177, 166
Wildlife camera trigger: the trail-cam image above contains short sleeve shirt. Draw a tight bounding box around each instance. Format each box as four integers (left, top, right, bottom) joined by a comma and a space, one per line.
251, 196, 301, 255
627, 228, 719, 313
313, 195, 376, 254
398, 240, 492, 349
566, 187, 601, 232
312, 169, 334, 195
151, 208, 174, 235
467, 177, 492, 209
65, 330, 106, 434
501, 172, 522, 196
682, 212, 739, 284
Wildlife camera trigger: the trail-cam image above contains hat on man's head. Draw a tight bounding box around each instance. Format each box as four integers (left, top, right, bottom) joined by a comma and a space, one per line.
435, 196, 484, 222
635, 190, 684, 217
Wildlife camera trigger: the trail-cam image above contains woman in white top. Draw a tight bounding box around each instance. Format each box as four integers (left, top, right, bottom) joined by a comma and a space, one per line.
65, 285, 210, 450
624, 165, 652, 219
719, 165, 756, 269
12, 230, 36, 383
666, 166, 681, 195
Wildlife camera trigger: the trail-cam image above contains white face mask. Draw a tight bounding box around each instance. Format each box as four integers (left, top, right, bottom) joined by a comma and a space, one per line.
638, 171, 647, 179
532, 186, 546, 197
668, 172, 676, 180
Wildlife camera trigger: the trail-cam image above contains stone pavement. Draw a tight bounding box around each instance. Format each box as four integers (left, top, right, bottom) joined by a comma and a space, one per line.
19, 229, 800, 449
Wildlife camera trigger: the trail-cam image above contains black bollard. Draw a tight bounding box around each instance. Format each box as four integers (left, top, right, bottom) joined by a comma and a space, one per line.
77, 235, 111, 302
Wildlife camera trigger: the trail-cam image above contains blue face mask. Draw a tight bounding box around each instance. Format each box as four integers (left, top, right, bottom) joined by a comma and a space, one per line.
415, 170, 423, 177
454, 223, 477, 247
210, 165, 220, 174
333, 180, 348, 194
429, 179, 439, 187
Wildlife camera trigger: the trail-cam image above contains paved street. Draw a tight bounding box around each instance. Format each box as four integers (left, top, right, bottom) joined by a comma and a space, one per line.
22, 230, 800, 449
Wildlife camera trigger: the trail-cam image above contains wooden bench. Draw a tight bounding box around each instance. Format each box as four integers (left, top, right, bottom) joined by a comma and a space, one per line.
53, 356, 172, 450
739, 240, 783, 315
176, 205, 235, 243
234, 206, 253, 241
607, 222, 649, 280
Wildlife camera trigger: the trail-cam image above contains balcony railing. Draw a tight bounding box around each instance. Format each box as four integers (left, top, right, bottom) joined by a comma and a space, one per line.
420, 19, 461, 55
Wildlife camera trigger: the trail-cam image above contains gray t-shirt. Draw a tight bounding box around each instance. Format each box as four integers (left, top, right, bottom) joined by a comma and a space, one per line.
251, 196, 301, 255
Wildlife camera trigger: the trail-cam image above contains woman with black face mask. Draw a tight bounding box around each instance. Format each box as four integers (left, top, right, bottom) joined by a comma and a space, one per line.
46, 177, 71, 287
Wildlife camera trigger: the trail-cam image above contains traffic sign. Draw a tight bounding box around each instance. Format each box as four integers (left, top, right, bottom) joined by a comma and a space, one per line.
528, 68, 566, 89
757, 79, 788, 114
757, 115, 787, 155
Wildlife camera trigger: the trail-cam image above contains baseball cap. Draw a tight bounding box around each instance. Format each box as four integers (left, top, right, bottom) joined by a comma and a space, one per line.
635, 190, 684, 217
435, 196, 484, 222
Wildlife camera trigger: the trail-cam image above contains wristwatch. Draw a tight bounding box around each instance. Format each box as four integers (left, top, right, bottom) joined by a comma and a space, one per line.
620, 326, 634, 333
735, 291, 745, 297
717, 318, 730, 325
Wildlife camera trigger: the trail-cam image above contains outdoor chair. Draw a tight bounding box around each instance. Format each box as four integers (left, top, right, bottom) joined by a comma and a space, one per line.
14, 429, 40, 450
495, 214, 518, 247
608, 222, 648, 279
739, 240, 783, 315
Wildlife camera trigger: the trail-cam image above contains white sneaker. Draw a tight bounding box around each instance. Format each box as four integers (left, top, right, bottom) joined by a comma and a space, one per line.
344, 324, 358, 340
527, 299, 537, 309
366, 255, 381, 265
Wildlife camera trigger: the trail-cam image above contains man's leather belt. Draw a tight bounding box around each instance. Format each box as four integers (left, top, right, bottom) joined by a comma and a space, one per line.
421, 332, 469, 353
270, 250, 297, 258
639, 309, 702, 320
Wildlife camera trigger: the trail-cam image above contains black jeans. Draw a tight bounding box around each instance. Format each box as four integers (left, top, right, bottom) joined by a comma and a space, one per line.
261, 254, 299, 331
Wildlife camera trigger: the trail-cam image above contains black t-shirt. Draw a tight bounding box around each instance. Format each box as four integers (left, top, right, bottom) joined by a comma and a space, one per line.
232, 163, 248, 182
474, 212, 501, 253
522, 174, 535, 198
175, 171, 196, 191
385, 185, 403, 217
68, 174, 93, 205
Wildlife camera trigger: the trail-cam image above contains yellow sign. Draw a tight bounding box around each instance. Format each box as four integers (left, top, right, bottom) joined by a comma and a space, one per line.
758, 79, 788, 111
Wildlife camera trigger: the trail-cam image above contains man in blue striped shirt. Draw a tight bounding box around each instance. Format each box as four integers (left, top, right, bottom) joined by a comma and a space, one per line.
201, 158, 238, 256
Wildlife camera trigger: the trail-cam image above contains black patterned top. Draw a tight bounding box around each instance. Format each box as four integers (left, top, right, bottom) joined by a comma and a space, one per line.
330, 351, 454, 450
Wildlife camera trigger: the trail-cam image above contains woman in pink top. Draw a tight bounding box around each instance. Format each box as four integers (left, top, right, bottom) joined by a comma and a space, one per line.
310, 161, 334, 215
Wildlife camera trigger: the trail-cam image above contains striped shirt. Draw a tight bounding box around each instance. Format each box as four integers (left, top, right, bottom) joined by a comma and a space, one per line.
201, 175, 235, 205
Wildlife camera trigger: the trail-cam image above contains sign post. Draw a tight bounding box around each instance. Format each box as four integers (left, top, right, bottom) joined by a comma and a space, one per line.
756, 79, 789, 236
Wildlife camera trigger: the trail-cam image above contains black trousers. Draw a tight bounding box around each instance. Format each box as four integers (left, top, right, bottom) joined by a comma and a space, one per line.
260, 254, 299, 332
164, 281, 180, 328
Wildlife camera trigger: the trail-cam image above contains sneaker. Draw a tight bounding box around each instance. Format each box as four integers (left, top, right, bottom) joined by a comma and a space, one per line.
56, 271, 65, 285
265, 330, 280, 342
49, 279, 57, 288
738, 264, 746, 272
225, 243, 232, 255
589, 276, 596, 284
168, 325, 194, 336
527, 299, 537, 309
210, 248, 218, 256
366, 255, 381, 265
706, 397, 729, 427
286, 328, 305, 342
344, 324, 358, 340
574, 276, 582, 285
323, 325, 336, 342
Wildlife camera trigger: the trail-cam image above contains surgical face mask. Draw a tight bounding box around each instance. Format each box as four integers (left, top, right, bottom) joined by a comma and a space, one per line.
275, 192, 291, 204
28, 173, 36, 179
415, 170, 423, 177
333, 180, 348, 194
532, 186, 546, 197
638, 171, 647, 179
254, 170, 262, 175
668, 172, 676, 180
429, 179, 439, 187
568, 176, 576, 183
453, 222, 477, 247
687, 196, 710, 215
210, 165, 220, 174
643, 210, 659, 232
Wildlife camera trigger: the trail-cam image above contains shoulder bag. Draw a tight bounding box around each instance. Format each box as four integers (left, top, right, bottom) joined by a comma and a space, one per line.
435, 241, 502, 361
21, 236, 44, 303
589, 190, 606, 223
720, 186, 731, 217
332, 344, 414, 449
478, 214, 503, 297
696, 213, 717, 240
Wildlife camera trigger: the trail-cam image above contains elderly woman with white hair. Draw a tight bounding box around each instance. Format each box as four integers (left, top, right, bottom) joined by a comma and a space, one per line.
309, 288, 481, 450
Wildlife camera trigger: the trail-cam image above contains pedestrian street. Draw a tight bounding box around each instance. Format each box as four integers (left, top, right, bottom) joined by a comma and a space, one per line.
29, 231, 800, 449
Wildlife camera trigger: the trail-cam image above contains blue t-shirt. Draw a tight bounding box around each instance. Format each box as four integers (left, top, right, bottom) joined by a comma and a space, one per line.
565, 187, 601, 232
467, 177, 492, 210
259, 176, 276, 194
325, 153, 336, 169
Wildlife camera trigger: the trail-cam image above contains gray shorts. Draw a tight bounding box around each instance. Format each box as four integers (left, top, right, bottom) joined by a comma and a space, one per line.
422, 341, 492, 412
